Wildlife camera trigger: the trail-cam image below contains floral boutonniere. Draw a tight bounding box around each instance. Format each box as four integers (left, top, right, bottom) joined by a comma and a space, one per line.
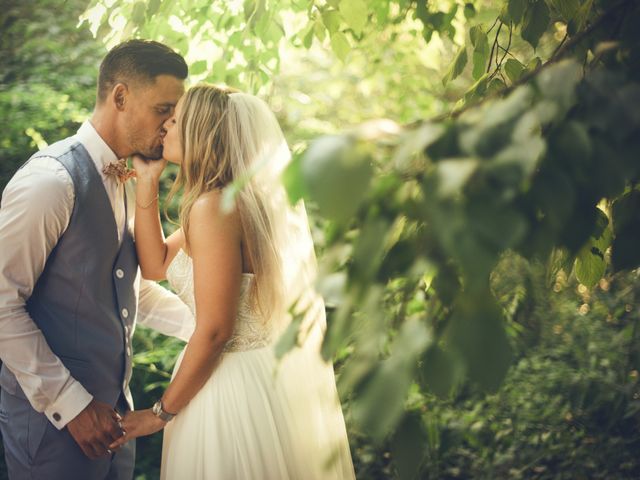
103, 159, 136, 183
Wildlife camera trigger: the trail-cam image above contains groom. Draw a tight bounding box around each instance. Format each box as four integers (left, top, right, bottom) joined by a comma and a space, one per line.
0, 40, 194, 479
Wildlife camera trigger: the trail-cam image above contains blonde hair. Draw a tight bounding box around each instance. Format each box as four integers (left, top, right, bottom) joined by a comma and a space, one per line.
166, 84, 289, 320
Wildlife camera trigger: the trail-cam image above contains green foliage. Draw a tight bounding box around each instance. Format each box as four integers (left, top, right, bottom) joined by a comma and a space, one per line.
3, 0, 640, 478
0, 0, 102, 190
350, 265, 640, 479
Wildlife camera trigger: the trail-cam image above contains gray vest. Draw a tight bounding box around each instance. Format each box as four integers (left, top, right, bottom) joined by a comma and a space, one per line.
0, 137, 137, 409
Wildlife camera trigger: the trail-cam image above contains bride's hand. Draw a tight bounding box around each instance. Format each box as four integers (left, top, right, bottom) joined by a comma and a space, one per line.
132, 154, 167, 182
107, 409, 167, 450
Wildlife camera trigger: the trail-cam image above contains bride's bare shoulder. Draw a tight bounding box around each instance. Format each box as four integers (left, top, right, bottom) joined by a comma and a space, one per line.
189, 190, 241, 234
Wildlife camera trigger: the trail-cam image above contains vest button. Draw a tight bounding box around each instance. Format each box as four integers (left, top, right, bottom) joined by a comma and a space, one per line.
115, 269, 125, 279
121, 308, 129, 319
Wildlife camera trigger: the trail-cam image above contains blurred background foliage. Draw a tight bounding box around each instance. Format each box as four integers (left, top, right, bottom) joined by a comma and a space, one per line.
1, 0, 640, 478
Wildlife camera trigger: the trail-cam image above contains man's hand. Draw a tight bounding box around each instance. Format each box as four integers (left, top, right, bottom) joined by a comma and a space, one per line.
108, 409, 166, 450
66, 399, 125, 459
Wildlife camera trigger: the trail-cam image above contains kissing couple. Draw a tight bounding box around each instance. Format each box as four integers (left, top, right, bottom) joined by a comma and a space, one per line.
0, 39, 355, 480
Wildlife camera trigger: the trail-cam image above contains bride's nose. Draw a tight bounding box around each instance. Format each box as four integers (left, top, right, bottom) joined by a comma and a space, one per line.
163, 116, 175, 130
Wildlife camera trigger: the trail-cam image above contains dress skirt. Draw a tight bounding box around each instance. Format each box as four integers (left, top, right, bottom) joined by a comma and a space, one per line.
160, 342, 355, 480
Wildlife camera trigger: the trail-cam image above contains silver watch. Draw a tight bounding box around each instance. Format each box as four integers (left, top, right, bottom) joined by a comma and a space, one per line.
152, 400, 176, 422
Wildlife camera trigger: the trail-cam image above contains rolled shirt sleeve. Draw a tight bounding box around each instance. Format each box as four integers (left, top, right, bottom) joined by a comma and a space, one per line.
0, 158, 93, 429
136, 278, 195, 343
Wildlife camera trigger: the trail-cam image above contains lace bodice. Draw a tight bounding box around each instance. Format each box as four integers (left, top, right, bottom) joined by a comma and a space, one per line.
166, 249, 273, 352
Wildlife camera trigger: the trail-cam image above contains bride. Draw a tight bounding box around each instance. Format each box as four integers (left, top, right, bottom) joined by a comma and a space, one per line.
108, 84, 355, 479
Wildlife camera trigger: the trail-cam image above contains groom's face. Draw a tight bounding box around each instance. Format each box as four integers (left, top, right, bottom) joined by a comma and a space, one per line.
123, 74, 185, 159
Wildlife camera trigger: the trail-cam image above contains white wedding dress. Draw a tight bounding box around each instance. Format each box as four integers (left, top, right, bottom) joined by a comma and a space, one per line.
160, 248, 356, 479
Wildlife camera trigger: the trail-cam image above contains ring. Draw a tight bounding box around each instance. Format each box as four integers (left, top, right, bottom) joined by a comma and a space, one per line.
107, 449, 113, 455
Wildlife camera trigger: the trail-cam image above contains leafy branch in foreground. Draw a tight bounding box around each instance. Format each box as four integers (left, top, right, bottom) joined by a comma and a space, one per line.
285, 0, 640, 448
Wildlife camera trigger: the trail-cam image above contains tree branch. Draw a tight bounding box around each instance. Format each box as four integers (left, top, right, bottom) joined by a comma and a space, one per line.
419, 0, 635, 125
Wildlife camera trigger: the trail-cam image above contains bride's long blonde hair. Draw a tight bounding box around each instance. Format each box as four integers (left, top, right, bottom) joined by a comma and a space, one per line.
166, 84, 292, 320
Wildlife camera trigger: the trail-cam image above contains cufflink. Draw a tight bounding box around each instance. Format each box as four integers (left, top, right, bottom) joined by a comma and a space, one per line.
53, 412, 61, 421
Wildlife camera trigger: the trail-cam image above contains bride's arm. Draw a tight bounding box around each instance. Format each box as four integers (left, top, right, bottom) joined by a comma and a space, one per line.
133, 156, 184, 280
160, 191, 243, 412
110, 190, 243, 446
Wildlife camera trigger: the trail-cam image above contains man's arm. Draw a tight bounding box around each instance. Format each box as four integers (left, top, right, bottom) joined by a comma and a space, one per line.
136, 278, 195, 342
0, 158, 93, 428
0, 158, 123, 459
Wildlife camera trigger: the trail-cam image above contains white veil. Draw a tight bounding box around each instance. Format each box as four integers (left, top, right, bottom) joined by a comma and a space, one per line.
224, 92, 326, 351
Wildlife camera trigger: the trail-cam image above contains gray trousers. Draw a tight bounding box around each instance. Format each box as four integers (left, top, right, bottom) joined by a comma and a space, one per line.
0, 389, 135, 480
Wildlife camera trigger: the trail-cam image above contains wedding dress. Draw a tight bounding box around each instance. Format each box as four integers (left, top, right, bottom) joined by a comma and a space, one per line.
160, 248, 356, 479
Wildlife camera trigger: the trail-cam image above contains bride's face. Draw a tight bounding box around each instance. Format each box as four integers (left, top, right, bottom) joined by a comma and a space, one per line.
161, 99, 183, 164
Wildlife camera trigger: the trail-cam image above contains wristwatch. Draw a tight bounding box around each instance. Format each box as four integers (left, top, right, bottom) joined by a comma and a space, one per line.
152, 400, 176, 422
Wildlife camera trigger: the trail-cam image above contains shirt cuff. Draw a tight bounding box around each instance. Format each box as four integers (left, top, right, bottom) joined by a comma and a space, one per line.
43, 380, 93, 430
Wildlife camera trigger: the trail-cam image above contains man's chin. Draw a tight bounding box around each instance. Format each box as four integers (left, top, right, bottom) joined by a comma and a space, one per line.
141, 146, 163, 160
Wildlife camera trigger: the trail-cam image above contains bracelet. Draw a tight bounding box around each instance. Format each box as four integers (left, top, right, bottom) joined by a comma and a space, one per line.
136, 194, 159, 209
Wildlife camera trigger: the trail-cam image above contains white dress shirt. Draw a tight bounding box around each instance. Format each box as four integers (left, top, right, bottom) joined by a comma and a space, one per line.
0, 121, 194, 430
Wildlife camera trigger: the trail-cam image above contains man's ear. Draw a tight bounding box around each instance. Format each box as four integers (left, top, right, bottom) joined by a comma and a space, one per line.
111, 83, 129, 111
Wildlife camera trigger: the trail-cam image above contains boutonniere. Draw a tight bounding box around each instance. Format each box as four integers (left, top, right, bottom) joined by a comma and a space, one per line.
103, 159, 136, 183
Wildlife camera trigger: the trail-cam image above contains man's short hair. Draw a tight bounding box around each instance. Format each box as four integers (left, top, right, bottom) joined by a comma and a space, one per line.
97, 39, 188, 102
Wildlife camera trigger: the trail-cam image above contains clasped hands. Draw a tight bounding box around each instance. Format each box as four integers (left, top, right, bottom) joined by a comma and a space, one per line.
108, 408, 167, 450
67, 399, 166, 459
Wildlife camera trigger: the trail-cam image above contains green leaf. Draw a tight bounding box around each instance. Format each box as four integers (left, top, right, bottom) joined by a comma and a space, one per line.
303, 25, 315, 48
264, 19, 285, 44
189, 60, 208, 76
314, 17, 327, 41
340, 0, 368, 36
521, 0, 550, 49
393, 123, 445, 170
574, 209, 612, 287
548, 0, 581, 23
300, 135, 372, 223
468, 200, 529, 250
489, 135, 546, 182
462, 72, 489, 104
375, 2, 390, 24
243, 0, 256, 21
464, 3, 476, 19
322, 9, 341, 34
487, 77, 506, 94
228, 30, 243, 48
420, 345, 461, 398
504, 58, 525, 83
352, 318, 431, 440
352, 217, 390, 282
508, 0, 526, 24
131, 1, 146, 27
282, 152, 307, 204
146, 0, 162, 19
96, 18, 113, 40
391, 412, 428, 480
611, 190, 640, 271
435, 157, 478, 197
568, 0, 593, 35
330, 31, 351, 61
274, 314, 303, 359
469, 25, 489, 80
443, 45, 468, 85
536, 59, 581, 109
446, 292, 513, 392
